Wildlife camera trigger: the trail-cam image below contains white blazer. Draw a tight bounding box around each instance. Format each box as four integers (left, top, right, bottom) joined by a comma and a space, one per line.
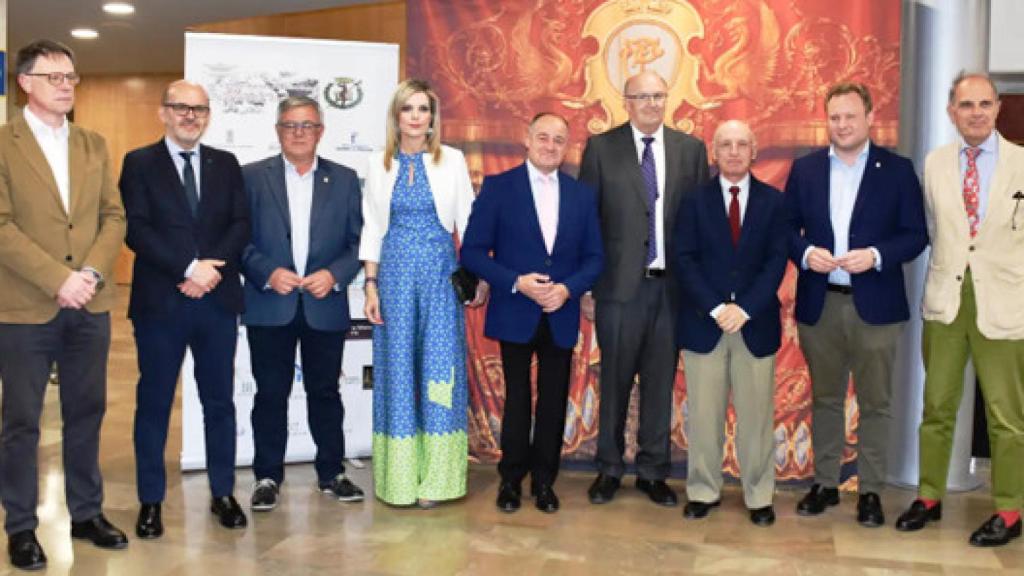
921, 134, 1024, 339
358, 144, 475, 263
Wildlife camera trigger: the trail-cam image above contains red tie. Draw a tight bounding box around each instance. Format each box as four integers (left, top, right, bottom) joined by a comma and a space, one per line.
963, 147, 981, 238
728, 185, 741, 245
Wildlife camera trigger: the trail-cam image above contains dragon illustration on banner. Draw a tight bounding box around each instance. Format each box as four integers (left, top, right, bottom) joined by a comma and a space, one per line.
409, 0, 902, 485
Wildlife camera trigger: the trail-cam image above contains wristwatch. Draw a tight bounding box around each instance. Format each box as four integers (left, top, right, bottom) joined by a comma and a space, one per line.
82, 267, 105, 291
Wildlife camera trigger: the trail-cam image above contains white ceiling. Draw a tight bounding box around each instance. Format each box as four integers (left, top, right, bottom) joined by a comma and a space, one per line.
8, 0, 375, 75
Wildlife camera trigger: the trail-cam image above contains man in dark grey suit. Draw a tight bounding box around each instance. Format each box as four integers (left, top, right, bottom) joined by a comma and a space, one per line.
241, 96, 364, 512
579, 70, 709, 506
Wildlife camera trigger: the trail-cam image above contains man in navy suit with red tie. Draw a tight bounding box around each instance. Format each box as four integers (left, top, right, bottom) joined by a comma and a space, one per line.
462, 113, 603, 513
785, 83, 927, 527
675, 120, 787, 526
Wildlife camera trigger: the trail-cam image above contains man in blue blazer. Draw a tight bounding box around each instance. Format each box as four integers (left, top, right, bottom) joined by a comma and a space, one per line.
241, 96, 364, 512
785, 83, 927, 526
675, 120, 787, 527
462, 113, 603, 513
120, 80, 251, 537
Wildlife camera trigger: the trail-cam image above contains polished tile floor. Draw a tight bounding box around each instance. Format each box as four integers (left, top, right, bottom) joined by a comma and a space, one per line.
2, 291, 1022, 575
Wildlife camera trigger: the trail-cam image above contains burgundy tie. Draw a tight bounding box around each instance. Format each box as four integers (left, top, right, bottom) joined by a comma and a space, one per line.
728, 185, 741, 245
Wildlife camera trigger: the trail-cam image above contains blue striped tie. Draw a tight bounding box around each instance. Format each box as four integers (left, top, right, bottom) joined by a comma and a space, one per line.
641, 136, 658, 265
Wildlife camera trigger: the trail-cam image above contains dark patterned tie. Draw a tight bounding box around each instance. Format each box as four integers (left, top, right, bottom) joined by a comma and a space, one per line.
179, 151, 199, 219
728, 185, 741, 245
641, 136, 658, 265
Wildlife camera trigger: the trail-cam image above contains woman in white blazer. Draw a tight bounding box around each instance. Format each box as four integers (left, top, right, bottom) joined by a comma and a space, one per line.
359, 79, 484, 507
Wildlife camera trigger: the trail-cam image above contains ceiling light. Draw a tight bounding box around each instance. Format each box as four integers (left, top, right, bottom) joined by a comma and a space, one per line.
103, 2, 135, 15
71, 28, 99, 40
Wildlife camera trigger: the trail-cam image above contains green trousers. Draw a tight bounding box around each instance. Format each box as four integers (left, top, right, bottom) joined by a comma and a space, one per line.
918, 271, 1024, 510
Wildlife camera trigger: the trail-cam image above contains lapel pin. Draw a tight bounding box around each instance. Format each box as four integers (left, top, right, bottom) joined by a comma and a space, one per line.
324, 176, 329, 183
875, 161, 881, 168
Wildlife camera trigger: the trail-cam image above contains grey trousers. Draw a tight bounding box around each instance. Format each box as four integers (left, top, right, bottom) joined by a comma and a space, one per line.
595, 277, 677, 480
797, 292, 903, 494
0, 309, 110, 534
684, 332, 776, 508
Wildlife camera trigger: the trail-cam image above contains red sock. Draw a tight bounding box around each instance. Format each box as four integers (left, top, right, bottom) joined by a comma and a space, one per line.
918, 497, 939, 510
997, 510, 1021, 526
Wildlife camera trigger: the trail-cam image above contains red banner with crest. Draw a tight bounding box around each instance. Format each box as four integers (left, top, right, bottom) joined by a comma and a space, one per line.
408, 0, 902, 484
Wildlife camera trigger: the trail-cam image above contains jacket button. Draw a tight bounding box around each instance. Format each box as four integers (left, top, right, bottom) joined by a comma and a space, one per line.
956, 275, 963, 281
65, 255, 72, 262
545, 259, 552, 266
968, 245, 975, 252
644, 240, 649, 247
68, 223, 74, 230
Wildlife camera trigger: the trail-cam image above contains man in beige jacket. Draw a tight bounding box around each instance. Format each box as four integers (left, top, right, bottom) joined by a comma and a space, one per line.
896, 71, 1023, 547
0, 39, 127, 570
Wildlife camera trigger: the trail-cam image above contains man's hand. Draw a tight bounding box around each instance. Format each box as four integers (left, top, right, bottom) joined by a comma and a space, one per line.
190, 259, 226, 292
177, 278, 206, 299
807, 247, 839, 274
56, 271, 97, 309
301, 269, 336, 299
516, 273, 553, 305
268, 268, 303, 295
538, 283, 571, 314
716, 303, 749, 334
581, 292, 595, 322
837, 248, 876, 274
467, 280, 489, 307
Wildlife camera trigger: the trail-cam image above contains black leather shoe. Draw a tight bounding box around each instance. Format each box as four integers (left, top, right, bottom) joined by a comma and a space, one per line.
969, 515, 1022, 547
683, 499, 721, 519
796, 484, 839, 516
496, 481, 521, 513
70, 514, 128, 549
895, 500, 942, 532
135, 503, 163, 539
7, 530, 46, 571
534, 485, 560, 513
210, 496, 247, 529
749, 506, 776, 527
636, 478, 678, 507
588, 474, 620, 504
856, 492, 884, 527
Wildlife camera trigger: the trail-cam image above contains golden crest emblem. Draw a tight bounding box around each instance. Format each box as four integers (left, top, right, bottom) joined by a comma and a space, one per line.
570, 0, 707, 133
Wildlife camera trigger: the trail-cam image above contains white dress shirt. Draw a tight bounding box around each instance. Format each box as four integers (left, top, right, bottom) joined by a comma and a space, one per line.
285, 156, 317, 277
23, 106, 71, 214
630, 123, 667, 269
525, 159, 560, 254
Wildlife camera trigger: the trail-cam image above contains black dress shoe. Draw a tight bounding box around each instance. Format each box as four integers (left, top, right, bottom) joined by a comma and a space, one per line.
210, 496, 248, 529
636, 478, 678, 507
856, 492, 885, 527
70, 514, 128, 549
895, 500, 942, 532
683, 499, 721, 519
969, 515, 1022, 547
796, 484, 839, 516
7, 530, 46, 571
136, 503, 163, 539
496, 481, 521, 513
749, 506, 776, 527
588, 474, 620, 504
534, 485, 560, 513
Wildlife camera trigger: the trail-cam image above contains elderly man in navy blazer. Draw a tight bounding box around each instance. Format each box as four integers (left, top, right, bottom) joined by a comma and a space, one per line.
462, 112, 603, 513
121, 80, 251, 538
675, 120, 787, 526
785, 83, 927, 527
241, 96, 364, 513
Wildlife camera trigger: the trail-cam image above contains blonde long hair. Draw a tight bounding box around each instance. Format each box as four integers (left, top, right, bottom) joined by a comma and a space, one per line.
383, 78, 443, 171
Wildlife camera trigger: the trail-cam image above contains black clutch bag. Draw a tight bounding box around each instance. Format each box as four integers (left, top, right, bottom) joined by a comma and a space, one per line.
450, 267, 479, 303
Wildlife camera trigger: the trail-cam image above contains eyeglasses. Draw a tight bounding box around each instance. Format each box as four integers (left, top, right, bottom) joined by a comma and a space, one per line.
624, 92, 667, 104
276, 121, 323, 133
23, 72, 81, 86
163, 102, 211, 118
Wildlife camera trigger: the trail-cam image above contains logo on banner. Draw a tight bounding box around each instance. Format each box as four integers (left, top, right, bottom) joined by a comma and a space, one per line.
325, 77, 364, 109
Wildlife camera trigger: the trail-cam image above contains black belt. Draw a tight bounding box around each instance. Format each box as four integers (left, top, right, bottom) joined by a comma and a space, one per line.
643, 268, 665, 278
826, 283, 853, 295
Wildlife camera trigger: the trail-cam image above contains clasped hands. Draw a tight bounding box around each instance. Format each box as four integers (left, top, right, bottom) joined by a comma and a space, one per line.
177, 259, 227, 299
57, 270, 100, 309
265, 267, 337, 299
517, 273, 570, 313
806, 247, 876, 275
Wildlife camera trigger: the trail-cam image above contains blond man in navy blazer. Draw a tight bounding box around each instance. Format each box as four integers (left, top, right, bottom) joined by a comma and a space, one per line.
462, 113, 603, 513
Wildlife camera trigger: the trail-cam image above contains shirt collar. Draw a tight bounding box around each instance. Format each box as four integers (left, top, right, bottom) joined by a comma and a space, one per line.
630, 123, 665, 147
22, 106, 69, 139
959, 130, 998, 155
828, 140, 871, 163
164, 136, 199, 159
526, 159, 557, 183
719, 173, 750, 194
283, 155, 318, 178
